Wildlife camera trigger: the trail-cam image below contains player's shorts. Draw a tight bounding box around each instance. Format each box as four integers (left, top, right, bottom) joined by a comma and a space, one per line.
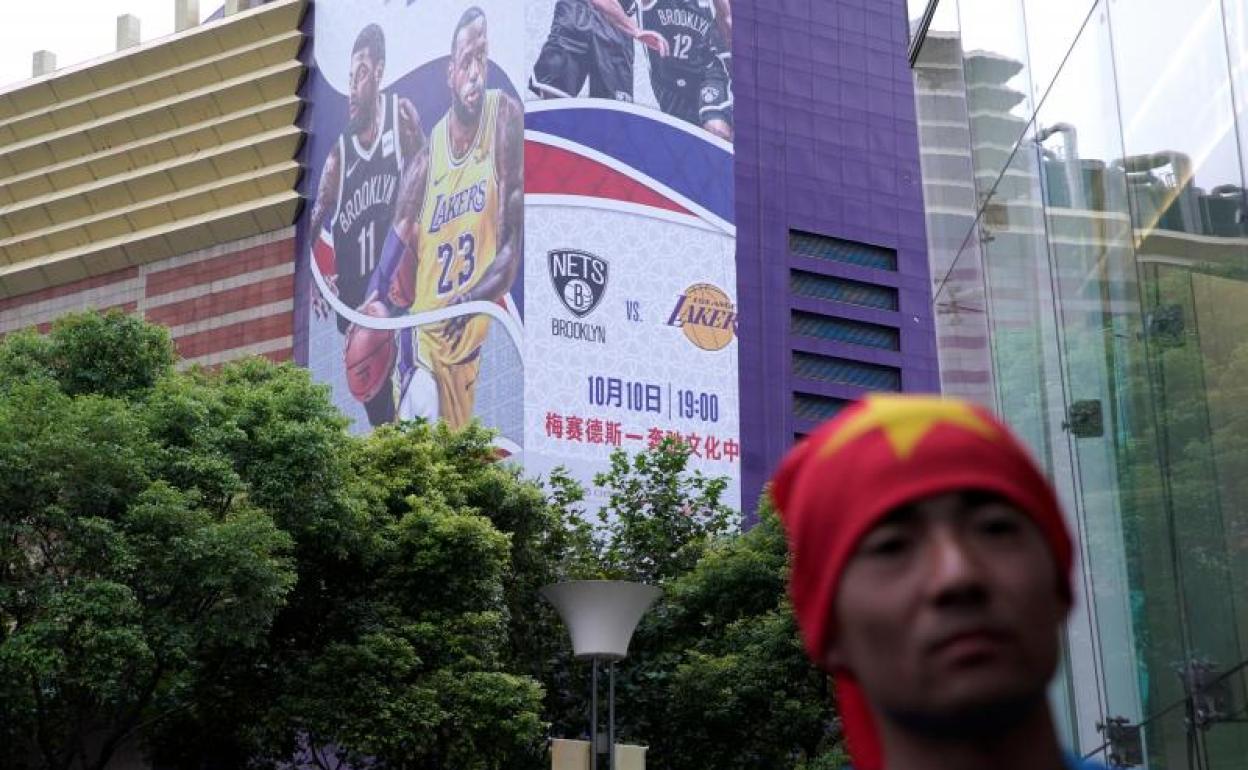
363, 371, 397, 426
530, 2, 634, 101
432, 349, 482, 431
397, 328, 436, 423
397, 329, 481, 431
653, 65, 733, 128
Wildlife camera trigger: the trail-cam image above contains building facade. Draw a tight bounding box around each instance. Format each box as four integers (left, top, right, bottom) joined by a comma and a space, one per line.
734, 0, 940, 508
0, 0, 938, 519
0, 0, 306, 367
910, 0, 1248, 766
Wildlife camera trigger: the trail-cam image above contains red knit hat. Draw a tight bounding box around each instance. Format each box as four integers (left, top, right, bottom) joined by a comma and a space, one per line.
770, 395, 1073, 770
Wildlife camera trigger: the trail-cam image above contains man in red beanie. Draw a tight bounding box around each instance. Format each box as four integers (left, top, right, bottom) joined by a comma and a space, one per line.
771, 395, 1104, 770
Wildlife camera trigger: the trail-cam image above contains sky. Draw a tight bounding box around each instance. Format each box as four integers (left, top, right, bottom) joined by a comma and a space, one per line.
0, 0, 218, 90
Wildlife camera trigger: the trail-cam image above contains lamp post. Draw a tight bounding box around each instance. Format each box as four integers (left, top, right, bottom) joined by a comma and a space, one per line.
541, 581, 661, 770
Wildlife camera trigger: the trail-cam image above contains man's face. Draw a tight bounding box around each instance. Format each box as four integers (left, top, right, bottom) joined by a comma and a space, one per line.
348, 48, 382, 134
827, 491, 1067, 734
449, 18, 488, 122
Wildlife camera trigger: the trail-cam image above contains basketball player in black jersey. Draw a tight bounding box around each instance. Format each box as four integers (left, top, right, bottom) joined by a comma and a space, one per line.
530, 0, 670, 102
308, 23, 424, 426
640, 0, 733, 140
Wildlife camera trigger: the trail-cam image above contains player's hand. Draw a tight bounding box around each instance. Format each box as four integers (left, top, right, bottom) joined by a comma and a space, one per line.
358, 295, 389, 318
397, 98, 425, 157
635, 29, 670, 57
442, 293, 473, 349
312, 273, 339, 320
348, 298, 390, 334
312, 289, 330, 320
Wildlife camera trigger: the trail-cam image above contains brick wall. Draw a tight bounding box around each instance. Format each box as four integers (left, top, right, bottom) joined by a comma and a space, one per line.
0, 228, 295, 369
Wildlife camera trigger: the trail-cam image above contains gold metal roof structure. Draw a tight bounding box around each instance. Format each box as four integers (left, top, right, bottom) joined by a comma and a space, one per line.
0, 0, 307, 298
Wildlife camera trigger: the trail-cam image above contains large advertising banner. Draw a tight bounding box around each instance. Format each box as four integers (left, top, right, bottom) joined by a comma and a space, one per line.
299, 0, 738, 508
522, 0, 739, 509
301, 0, 527, 454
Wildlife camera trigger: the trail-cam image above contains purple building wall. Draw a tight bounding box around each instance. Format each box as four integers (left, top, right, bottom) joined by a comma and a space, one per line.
734, 0, 939, 513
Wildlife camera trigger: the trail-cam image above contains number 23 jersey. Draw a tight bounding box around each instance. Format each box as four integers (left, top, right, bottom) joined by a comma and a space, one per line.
413, 90, 502, 367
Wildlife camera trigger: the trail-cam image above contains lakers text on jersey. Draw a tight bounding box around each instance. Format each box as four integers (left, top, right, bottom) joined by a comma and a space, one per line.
413, 90, 502, 369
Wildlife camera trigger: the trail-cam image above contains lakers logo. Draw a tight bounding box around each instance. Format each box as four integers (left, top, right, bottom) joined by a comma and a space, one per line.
666, 283, 737, 351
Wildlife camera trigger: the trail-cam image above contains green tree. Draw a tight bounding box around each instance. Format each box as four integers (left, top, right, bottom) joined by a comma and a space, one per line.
620, 501, 840, 769
150, 422, 553, 770
590, 439, 736, 583
0, 313, 296, 770
0, 312, 551, 770
543, 442, 840, 769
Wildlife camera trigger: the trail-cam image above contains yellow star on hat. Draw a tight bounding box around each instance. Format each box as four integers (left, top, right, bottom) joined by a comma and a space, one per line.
817, 395, 999, 461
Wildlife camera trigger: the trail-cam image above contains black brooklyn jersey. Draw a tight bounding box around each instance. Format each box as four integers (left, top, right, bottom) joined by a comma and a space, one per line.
550, 0, 638, 46
641, 0, 732, 127
532, 0, 639, 101
642, 0, 725, 80
333, 94, 404, 332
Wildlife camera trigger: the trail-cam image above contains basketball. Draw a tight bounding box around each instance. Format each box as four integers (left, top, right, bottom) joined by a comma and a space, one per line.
344, 301, 397, 402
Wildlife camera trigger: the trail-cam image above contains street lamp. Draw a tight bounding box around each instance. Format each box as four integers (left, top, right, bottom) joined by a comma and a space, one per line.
541, 581, 662, 770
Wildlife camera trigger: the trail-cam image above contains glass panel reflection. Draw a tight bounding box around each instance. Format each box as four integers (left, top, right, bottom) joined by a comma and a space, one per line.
908, 0, 934, 41
918, 0, 1248, 766
933, 238, 996, 408
914, 0, 976, 285
1109, 0, 1248, 764
1109, 0, 1247, 241
956, 0, 1035, 201
1226, 0, 1248, 200
1033, 7, 1174, 763
1022, 0, 1097, 104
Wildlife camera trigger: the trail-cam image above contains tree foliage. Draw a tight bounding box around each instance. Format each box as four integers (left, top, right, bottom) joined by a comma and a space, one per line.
0, 313, 295, 770
0, 312, 550, 770
0, 311, 840, 770
546, 441, 841, 769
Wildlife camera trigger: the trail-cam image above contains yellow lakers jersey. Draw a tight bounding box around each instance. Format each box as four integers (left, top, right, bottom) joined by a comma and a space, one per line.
414, 90, 502, 366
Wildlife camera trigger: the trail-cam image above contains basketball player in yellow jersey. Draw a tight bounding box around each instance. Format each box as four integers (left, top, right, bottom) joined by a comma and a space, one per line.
371, 6, 523, 430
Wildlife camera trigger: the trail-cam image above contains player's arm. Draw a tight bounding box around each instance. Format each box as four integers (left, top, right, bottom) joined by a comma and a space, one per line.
368, 143, 431, 314
589, 0, 669, 56
700, 57, 734, 141
309, 143, 341, 254
442, 94, 524, 348
460, 93, 524, 307
309, 143, 342, 308
714, 0, 732, 47
396, 97, 426, 163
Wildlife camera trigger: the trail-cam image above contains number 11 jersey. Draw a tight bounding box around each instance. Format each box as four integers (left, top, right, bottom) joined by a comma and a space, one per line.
333, 94, 404, 334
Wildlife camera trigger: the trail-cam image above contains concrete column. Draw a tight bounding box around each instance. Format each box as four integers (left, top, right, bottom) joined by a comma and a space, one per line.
116, 14, 141, 50
32, 50, 56, 77
226, 0, 263, 14
175, 0, 200, 31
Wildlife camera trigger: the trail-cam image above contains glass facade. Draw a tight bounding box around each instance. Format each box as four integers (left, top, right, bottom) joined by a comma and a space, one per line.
912, 0, 1248, 767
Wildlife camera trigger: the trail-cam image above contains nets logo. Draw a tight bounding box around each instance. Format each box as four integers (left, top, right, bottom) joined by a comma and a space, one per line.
667, 283, 737, 351
548, 249, 608, 319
